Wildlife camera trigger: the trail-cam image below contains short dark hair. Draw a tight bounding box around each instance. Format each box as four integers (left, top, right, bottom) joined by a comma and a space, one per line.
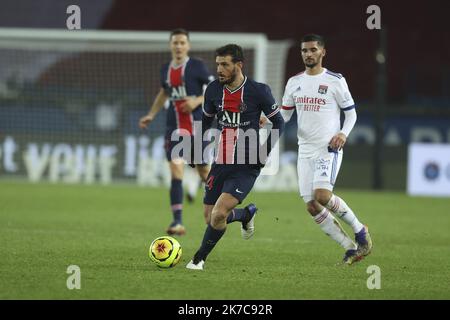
170, 28, 189, 41
215, 44, 244, 63
301, 34, 325, 47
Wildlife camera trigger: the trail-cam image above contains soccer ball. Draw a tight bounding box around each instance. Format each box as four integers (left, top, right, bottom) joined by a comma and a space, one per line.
149, 236, 182, 268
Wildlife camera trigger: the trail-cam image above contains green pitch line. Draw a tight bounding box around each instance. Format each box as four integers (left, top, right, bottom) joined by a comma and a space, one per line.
1, 181, 449, 299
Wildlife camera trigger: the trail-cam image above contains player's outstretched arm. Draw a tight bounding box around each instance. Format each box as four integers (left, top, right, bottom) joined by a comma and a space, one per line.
139, 88, 168, 129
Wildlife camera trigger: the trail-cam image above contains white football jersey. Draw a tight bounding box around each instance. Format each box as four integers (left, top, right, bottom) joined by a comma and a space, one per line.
281, 68, 355, 158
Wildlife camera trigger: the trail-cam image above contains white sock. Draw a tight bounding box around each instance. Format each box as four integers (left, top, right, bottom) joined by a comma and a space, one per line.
313, 208, 356, 251
326, 195, 364, 234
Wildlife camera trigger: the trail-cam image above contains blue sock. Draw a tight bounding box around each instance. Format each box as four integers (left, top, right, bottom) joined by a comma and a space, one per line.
170, 179, 183, 224
194, 224, 226, 262
226, 208, 248, 224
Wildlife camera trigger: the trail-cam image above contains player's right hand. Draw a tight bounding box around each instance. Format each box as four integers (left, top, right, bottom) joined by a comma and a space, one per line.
329, 132, 347, 151
139, 114, 154, 129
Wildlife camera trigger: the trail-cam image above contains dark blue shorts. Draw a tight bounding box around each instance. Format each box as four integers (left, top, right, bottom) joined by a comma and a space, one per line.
164, 133, 210, 164
203, 164, 261, 205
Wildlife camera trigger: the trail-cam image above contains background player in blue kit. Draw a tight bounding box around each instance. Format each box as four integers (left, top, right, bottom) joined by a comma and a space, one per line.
139, 29, 214, 236
186, 44, 285, 270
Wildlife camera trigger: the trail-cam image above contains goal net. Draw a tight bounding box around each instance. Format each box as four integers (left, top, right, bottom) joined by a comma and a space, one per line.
0, 28, 292, 188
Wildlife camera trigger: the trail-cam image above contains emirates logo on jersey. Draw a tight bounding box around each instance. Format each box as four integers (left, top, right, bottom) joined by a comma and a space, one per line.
295, 96, 326, 112
295, 96, 326, 105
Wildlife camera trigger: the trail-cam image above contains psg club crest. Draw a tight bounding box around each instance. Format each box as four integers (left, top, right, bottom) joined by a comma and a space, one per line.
318, 85, 328, 94
238, 102, 247, 112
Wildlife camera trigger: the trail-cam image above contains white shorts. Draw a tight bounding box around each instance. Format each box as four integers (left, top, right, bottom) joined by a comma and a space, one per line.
297, 148, 343, 203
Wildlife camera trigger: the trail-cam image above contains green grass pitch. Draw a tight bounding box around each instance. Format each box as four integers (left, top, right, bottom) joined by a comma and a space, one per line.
1, 181, 449, 299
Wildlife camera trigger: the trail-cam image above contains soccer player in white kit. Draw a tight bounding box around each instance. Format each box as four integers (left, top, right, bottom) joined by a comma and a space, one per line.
281, 34, 372, 264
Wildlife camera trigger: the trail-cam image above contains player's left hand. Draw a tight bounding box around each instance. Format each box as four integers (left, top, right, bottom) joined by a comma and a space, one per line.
329, 132, 347, 151
179, 97, 198, 113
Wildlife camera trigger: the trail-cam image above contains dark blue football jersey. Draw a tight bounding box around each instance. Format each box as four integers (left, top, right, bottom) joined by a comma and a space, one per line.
160, 57, 213, 135
202, 77, 282, 165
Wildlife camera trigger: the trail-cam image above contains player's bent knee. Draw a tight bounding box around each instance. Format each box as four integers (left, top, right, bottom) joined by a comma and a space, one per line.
211, 204, 229, 224
314, 189, 332, 206
306, 201, 322, 215
210, 211, 228, 227
211, 208, 227, 219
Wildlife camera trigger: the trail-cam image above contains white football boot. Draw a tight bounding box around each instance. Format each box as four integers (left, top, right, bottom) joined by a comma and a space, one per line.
241, 203, 258, 240
186, 259, 205, 270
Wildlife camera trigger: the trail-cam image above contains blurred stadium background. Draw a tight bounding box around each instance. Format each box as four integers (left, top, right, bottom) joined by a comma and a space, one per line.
0, 0, 449, 191
1, 0, 449, 300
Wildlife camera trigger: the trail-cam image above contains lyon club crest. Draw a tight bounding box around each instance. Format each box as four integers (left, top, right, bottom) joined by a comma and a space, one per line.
318, 85, 328, 94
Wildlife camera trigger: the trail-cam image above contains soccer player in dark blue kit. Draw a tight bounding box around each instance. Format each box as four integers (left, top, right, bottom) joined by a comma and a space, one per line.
139, 29, 214, 236
186, 44, 285, 270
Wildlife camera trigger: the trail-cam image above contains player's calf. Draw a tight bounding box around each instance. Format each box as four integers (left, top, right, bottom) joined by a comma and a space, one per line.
307, 202, 357, 254
325, 194, 365, 234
